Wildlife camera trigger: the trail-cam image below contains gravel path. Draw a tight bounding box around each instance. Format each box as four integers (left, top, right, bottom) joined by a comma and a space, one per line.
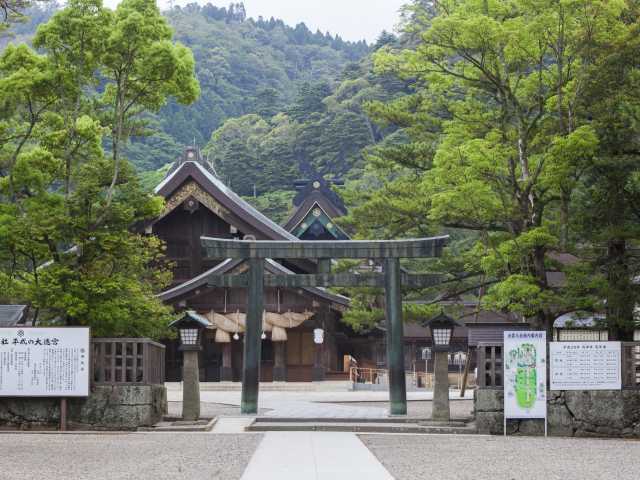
0, 433, 262, 480
330, 400, 473, 418
360, 434, 640, 480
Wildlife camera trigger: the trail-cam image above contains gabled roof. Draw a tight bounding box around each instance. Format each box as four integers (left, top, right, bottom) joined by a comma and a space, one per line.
0, 305, 28, 327
157, 258, 349, 309
169, 310, 212, 328
284, 194, 349, 239
155, 159, 297, 241
287, 201, 349, 240
284, 177, 348, 236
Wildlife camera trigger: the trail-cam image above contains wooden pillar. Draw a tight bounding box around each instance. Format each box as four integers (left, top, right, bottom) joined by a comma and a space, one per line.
385, 257, 407, 415
221, 342, 233, 382
241, 257, 264, 414
273, 342, 287, 381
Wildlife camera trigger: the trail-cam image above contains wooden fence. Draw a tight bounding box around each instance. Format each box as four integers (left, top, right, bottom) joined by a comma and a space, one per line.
476, 341, 640, 389
92, 338, 165, 385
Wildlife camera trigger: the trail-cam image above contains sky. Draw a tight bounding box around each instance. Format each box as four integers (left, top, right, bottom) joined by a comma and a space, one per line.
103, 0, 408, 43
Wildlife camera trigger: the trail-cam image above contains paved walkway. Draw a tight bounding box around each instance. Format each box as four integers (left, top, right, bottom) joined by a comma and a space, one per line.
167, 389, 473, 418
241, 432, 393, 480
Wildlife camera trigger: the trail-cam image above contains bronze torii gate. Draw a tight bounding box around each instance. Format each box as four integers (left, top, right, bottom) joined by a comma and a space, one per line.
201, 236, 448, 415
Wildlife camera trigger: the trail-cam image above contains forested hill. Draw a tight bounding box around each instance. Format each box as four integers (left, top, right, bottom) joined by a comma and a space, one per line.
3, 2, 409, 202
129, 2, 373, 172
135, 3, 408, 198
2, 2, 375, 177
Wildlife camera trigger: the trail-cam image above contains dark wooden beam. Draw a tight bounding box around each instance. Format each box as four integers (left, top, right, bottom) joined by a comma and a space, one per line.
207, 272, 443, 288
201, 236, 449, 259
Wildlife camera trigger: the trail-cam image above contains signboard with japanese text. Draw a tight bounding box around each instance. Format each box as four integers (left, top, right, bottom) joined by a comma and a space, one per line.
0, 328, 90, 397
504, 331, 547, 419
550, 342, 621, 391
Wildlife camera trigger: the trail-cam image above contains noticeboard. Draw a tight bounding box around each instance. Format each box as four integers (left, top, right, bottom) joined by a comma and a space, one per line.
550, 341, 621, 391
0, 327, 90, 397
504, 331, 547, 420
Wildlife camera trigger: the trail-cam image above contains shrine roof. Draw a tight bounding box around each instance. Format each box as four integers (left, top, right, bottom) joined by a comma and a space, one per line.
157, 258, 350, 308
284, 191, 347, 232
285, 200, 349, 240
155, 159, 297, 241
284, 177, 348, 236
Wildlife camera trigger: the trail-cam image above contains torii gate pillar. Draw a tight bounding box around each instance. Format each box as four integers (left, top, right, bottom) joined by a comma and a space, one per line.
385, 257, 407, 415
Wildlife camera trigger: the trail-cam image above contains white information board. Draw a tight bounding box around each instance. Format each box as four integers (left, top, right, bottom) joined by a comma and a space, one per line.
0, 328, 90, 397
504, 331, 547, 420
550, 342, 621, 390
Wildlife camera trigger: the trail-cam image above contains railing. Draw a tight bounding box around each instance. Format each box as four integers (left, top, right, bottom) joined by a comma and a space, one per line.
412, 371, 433, 389
476, 343, 503, 388
92, 338, 165, 385
349, 367, 387, 384
622, 342, 640, 389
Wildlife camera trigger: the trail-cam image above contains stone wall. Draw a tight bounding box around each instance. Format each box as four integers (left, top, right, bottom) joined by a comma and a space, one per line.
0, 385, 166, 430
475, 388, 640, 437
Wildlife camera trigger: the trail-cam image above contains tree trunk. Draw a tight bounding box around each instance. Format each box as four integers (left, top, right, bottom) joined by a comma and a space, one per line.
559, 190, 570, 251
606, 238, 634, 341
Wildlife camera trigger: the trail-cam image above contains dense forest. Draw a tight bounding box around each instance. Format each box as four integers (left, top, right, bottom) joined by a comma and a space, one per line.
2, 2, 405, 198
141, 4, 407, 196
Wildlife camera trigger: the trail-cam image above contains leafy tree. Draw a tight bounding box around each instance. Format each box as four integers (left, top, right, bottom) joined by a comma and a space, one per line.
3, 2, 372, 172
1, 0, 30, 31
0, 0, 200, 338
342, 0, 634, 337
205, 57, 407, 195
244, 190, 295, 225
570, 15, 640, 339
99, 0, 199, 206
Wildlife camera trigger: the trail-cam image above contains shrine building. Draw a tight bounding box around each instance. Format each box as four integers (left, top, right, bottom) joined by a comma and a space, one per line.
149, 147, 472, 383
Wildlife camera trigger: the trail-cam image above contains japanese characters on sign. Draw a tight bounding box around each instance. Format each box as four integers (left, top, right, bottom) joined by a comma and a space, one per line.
503, 331, 547, 420
0, 328, 90, 397
550, 342, 621, 391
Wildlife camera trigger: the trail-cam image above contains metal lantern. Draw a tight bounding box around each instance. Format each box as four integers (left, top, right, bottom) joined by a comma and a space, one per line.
169, 311, 210, 351
425, 312, 460, 352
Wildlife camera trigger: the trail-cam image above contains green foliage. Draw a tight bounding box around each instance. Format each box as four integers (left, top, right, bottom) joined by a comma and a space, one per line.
205, 58, 406, 196
341, 0, 640, 338
149, 3, 370, 170
244, 190, 295, 226
0, 0, 202, 338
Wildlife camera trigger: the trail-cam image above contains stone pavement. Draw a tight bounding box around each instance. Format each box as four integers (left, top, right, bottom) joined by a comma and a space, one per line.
241, 432, 393, 480
167, 388, 473, 418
